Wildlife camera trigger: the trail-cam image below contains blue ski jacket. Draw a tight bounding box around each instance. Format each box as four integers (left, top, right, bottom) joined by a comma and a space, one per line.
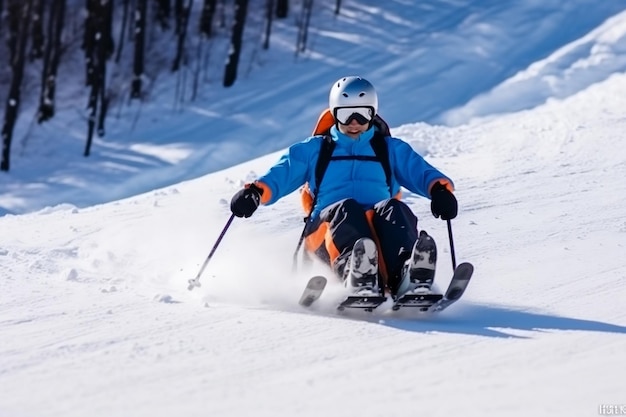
255, 124, 453, 219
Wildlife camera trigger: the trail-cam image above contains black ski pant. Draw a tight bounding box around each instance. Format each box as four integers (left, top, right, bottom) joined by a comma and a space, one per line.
304, 198, 419, 294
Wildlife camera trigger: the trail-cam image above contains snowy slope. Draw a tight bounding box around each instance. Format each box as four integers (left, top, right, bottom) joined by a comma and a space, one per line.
2, 1, 626, 417
2, 71, 626, 417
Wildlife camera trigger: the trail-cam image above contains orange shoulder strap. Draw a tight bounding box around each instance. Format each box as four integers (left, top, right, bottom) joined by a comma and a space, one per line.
312, 108, 335, 135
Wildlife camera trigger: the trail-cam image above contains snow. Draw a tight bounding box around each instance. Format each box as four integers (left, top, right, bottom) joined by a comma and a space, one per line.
1, 1, 626, 416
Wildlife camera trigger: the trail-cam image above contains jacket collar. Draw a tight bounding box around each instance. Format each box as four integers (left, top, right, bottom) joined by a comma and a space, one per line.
330, 124, 376, 143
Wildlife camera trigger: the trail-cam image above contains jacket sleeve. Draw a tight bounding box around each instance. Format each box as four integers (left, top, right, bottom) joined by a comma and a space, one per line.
254, 138, 317, 205
388, 138, 454, 199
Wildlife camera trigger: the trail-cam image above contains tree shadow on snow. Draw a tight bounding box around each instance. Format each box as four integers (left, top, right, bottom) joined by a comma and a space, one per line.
378, 303, 626, 338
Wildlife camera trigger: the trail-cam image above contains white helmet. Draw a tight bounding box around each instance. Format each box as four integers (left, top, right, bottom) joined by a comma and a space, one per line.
329, 76, 378, 124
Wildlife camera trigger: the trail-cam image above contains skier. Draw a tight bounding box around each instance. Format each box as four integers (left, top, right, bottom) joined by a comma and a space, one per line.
230, 76, 458, 299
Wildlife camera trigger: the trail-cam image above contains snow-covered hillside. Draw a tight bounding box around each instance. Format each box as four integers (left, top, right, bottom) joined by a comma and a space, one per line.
3, 0, 626, 215
1, 1, 626, 416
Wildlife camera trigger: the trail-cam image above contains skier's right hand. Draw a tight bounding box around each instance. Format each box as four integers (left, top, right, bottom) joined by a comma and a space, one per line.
230, 184, 262, 218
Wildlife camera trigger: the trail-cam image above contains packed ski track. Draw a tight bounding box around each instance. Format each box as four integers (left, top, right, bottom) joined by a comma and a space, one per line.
2, 72, 626, 417
3, 1, 626, 416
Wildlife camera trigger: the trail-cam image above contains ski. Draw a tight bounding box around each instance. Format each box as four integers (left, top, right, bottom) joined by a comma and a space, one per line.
431, 262, 474, 312
298, 275, 387, 311
299, 262, 473, 313
392, 262, 474, 312
298, 275, 327, 307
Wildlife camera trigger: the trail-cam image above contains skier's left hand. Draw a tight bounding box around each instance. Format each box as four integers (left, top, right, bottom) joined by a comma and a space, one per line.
430, 182, 458, 220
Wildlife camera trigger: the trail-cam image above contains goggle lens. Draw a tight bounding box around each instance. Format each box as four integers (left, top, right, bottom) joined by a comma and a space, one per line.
334, 107, 374, 125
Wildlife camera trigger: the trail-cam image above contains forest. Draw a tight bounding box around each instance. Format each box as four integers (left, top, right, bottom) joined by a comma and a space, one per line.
0, 0, 343, 171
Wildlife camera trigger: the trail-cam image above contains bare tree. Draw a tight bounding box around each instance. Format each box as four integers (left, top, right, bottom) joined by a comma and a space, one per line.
191, 0, 216, 101
30, 0, 44, 60
154, 0, 171, 30
83, 0, 98, 86
223, 0, 248, 87
263, 0, 274, 50
84, 0, 112, 156
295, 0, 313, 54
5, 0, 21, 63
217, 0, 226, 29
171, 0, 192, 72
114, 0, 130, 63
199, 0, 216, 37
131, 0, 147, 99
174, 0, 183, 34
276, 0, 288, 18
37, 0, 66, 123
1, 0, 32, 172
96, 0, 113, 137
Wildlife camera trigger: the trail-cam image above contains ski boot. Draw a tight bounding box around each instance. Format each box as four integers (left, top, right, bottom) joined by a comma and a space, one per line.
343, 237, 380, 297
396, 230, 437, 297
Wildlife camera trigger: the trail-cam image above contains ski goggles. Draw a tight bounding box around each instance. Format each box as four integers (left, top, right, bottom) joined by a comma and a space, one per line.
334, 106, 375, 125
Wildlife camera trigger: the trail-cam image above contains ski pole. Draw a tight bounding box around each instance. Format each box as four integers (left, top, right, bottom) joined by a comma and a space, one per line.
446, 219, 457, 270
187, 213, 236, 291
292, 229, 306, 272
292, 226, 314, 272
292, 213, 315, 272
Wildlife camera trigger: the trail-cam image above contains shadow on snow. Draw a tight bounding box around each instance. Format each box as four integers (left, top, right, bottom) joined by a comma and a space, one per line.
375, 303, 626, 338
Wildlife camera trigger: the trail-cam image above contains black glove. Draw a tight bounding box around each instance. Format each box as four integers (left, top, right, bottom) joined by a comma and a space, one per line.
230, 184, 262, 218
430, 182, 458, 220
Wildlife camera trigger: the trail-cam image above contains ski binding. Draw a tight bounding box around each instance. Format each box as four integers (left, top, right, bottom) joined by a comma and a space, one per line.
392, 262, 474, 313
337, 295, 387, 312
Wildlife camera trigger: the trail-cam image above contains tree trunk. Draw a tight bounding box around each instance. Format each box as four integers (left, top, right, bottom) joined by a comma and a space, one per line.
199, 0, 216, 37
30, 0, 45, 60
130, 0, 147, 99
171, 0, 192, 72
84, 0, 112, 156
223, 0, 248, 87
191, 31, 205, 101
6, 0, 21, 62
334, 0, 341, 15
296, 0, 313, 54
275, 0, 287, 18
37, 0, 66, 123
301, 0, 314, 52
114, 0, 130, 63
155, 0, 171, 30
84, 75, 100, 156
97, 0, 112, 136
174, 0, 183, 34
218, 0, 226, 29
263, 0, 274, 50
83, 0, 98, 86
1, 0, 32, 172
